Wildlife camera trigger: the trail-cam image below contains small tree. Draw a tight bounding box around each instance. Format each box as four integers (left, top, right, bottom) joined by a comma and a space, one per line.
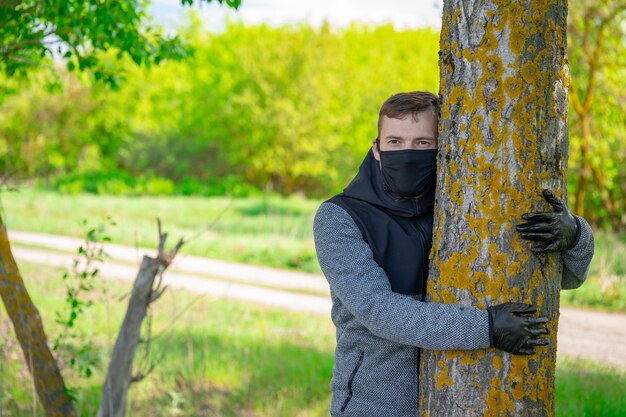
97, 221, 184, 417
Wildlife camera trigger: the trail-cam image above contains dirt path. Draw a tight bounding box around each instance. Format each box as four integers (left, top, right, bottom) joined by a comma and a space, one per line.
8, 230, 626, 370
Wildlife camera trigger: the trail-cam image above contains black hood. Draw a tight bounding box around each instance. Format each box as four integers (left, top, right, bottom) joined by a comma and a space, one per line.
342, 149, 435, 218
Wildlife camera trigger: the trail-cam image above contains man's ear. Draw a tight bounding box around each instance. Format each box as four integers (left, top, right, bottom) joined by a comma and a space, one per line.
372, 138, 380, 161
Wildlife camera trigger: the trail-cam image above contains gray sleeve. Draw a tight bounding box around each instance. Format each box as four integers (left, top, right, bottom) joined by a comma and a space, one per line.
561, 215, 595, 290
313, 202, 491, 350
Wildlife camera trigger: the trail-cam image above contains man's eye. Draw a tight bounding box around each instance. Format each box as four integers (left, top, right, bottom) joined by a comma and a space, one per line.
388, 140, 400, 145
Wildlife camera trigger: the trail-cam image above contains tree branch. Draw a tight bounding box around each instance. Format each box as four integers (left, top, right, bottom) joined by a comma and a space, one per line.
582, 4, 626, 112
569, 80, 584, 117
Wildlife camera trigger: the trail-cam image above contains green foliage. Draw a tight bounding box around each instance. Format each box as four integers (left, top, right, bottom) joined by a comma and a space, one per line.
53, 170, 177, 196
0, 0, 239, 84
53, 218, 114, 388
1, 12, 624, 226
51, 171, 260, 197
567, 1, 626, 230
178, 176, 260, 197
0, 73, 131, 178
0, 20, 440, 197
119, 21, 440, 195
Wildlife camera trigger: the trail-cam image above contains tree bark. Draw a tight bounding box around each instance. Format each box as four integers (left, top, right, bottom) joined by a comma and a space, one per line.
97, 222, 182, 417
0, 217, 77, 417
419, 1, 568, 416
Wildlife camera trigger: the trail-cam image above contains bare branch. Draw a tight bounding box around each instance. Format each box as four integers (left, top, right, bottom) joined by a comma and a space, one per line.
152, 268, 165, 294
156, 217, 167, 259
129, 363, 155, 384
149, 285, 167, 303
163, 237, 185, 265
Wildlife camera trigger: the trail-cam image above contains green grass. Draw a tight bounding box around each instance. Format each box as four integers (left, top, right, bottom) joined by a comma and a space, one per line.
2, 188, 625, 312
560, 230, 626, 312
556, 358, 626, 417
1, 262, 624, 416
0, 262, 335, 417
1, 188, 322, 272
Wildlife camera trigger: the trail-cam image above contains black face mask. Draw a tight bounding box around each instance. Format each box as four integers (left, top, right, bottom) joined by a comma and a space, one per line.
377, 139, 437, 198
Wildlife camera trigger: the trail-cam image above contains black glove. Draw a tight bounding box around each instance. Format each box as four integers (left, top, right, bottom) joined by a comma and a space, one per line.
516, 189, 579, 253
487, 303, 549, 355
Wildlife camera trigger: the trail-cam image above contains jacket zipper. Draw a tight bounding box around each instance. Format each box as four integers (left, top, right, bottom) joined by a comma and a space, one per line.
414, 196, 426, 401
407, 216, 429, 297
416, 347, 421, 404
341, 350, 364, 412
414, 196, 421, 213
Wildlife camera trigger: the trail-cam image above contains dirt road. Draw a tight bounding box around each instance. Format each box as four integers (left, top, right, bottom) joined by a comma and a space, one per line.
8, 230, 626, 370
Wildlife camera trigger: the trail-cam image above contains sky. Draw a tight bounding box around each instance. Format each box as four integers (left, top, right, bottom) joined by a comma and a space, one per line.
150, 0, 444, 32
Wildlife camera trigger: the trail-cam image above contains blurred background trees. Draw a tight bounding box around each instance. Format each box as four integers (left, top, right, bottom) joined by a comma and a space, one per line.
567, 0, 626, 231
1, 19, 440, 197
0, 0, 240, 81
1, 2, 624, 230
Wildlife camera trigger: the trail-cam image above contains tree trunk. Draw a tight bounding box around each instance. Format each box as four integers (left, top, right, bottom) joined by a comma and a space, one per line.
0, 217, 77, 417
97, 256, 158, 417
97, 222, 182, 417
419, 1, 568, 416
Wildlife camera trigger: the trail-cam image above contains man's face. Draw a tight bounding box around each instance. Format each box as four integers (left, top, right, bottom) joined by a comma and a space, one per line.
372, 112, 438, 161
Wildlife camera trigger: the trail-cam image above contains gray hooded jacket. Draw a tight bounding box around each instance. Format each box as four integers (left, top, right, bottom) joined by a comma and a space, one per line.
313, 154, 595, 417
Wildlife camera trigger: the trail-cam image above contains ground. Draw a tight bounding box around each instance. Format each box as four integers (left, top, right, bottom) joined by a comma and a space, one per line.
9, 229, 626, 370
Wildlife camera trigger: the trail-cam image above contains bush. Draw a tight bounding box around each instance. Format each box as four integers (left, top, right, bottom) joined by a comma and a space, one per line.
53, 171, 176, 197
53, 171, 135, 194
96, 178, 136, 196
52, 171, 260, 197
178, 176, 261, 198
138, 177, 175, 196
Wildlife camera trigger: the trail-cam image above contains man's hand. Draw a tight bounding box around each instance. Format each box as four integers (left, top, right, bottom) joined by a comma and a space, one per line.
516, 189, 579, 253
487, 303, 549, 355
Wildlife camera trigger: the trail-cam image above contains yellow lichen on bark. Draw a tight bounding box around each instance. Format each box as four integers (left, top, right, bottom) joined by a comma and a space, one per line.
0, 217, 77, 417
435, 364, 454, 390
421, 0, 568, 415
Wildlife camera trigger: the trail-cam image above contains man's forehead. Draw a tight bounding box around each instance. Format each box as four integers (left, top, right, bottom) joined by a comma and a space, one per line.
380, 113, 437, 136
384, 110, 436, 122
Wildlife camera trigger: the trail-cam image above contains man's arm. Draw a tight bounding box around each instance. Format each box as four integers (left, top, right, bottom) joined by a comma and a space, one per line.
561, 216, 594, 289
314, 201, 492, 351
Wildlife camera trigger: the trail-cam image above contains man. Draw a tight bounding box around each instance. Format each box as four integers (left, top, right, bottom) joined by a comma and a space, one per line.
313, 91, 594, 417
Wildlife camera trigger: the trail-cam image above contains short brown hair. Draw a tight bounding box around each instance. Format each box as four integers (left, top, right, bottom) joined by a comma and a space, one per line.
377, 91, 440, 135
